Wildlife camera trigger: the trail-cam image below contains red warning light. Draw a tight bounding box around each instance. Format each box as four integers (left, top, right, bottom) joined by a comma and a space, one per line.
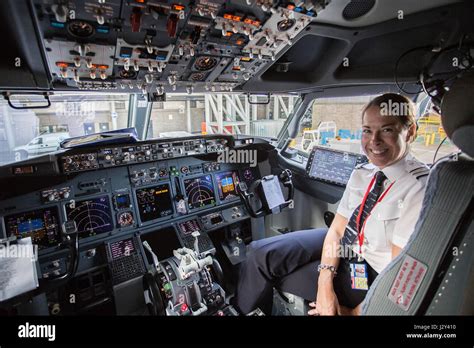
55, 62, 70, 68
173, 4, 185, 11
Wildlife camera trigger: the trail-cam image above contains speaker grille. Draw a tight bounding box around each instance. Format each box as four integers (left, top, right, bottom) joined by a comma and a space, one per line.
342, 0, 376, 20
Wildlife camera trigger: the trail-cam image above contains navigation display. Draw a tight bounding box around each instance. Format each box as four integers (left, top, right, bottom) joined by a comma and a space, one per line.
65, 196, 113, 237
306, 147, 368, 186
5, 207, 60, 249
136, 183, 173, 223
215, 171, 240, 201
184, 175, 216, 210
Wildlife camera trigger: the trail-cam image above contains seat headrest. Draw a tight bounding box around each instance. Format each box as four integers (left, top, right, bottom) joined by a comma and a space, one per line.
440, 70, 474, 157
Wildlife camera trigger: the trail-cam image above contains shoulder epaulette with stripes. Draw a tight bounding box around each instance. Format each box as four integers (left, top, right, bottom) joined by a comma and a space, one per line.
408, 165, 430, 180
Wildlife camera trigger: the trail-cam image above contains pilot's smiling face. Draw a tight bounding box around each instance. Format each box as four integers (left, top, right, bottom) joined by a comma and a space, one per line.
361, 106, 414, 169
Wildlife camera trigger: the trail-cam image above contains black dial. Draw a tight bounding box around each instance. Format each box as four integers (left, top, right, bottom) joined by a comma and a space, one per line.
194, 56, 217, 71
277, 19, 295, 32
67, 20, 95, 38
119, 68, 138, 79
189, 72, 205, 81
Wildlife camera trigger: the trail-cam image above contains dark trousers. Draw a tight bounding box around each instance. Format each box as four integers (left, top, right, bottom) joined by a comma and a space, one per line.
235, 228, 378, 314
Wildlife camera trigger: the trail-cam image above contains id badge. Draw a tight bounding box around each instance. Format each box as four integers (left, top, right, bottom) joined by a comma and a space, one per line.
350, 262, 369, 290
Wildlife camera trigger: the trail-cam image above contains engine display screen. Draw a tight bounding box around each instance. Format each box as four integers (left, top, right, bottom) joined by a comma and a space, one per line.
306, 147, 367, 186
5, 207, 60, 249
109, 238, 136, 260
215, 171, 240, 201
184, 175, 216, 210
136, 183, 173, 223
65, 196, 113, 237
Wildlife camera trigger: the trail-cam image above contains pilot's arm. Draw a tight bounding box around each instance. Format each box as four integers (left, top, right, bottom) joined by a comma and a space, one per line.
308, 213, 348, 316
308, 171, 353, 316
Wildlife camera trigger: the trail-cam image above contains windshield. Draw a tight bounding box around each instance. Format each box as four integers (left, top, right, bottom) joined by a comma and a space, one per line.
0, 93, 129, 165
0, 93, 301, 166
146, 94, 300, 139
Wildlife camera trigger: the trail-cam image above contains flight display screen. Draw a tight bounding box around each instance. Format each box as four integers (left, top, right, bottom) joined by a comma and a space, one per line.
306, 147, 368, 186
65, 196, 113, 237
215, 171, 240, 201
136, 183, 173, 223
109, 238, 136, 260
5, 207, 60, 249
184, 175, 216, 210
177, 219, 200, 236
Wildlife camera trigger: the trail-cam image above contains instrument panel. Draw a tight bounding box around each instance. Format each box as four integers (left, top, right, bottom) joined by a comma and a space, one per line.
61, 137, 228, 173
0, 147, 257, 253
30, 0, 331, 93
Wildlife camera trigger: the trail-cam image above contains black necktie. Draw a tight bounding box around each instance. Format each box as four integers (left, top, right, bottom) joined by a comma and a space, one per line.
340, 171, 387, 249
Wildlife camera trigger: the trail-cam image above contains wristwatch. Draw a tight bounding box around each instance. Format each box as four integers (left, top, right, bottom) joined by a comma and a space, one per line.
317, 264, 337, 275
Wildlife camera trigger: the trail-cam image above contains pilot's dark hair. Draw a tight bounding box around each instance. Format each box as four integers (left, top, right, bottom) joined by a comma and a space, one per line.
362, 93, 417, 143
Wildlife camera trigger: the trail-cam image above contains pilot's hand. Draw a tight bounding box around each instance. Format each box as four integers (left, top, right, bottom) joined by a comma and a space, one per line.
308, 289, 339, 316
338, 303, 362, 316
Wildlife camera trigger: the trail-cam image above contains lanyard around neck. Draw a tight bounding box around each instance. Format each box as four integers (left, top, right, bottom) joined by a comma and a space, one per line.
356, 174, 395, 255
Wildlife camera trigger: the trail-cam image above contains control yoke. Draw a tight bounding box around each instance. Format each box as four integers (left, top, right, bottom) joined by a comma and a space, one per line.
237, 169, 294, 218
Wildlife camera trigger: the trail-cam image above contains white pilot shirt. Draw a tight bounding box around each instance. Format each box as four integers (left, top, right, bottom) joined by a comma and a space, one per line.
337, 153, 429, 273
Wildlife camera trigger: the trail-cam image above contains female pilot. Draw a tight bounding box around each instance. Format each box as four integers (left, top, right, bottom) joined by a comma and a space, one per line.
234, 93, 429, 316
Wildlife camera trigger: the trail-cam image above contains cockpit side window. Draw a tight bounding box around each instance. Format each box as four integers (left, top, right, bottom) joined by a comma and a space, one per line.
286, 96, 376, 158
0, 93, 129, 165
412, 93, 459, 164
